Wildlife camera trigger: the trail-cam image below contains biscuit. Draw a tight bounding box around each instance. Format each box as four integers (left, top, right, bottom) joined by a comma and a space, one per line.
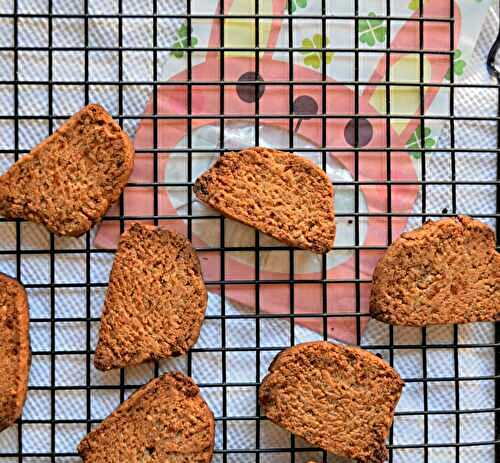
94, 223, 208, 370
370, 215, 500, 326
77, 372, 215, 462
0, 104, 134, 236
259, 341, 403, 463
193, 147, 335, 253
0, 273, 30, 432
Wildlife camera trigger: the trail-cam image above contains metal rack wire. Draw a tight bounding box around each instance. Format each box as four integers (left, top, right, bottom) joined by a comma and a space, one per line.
0, 0, 498, 462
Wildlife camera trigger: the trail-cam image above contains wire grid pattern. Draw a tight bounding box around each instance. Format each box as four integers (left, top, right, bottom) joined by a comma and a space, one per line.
0, 0, 498, 462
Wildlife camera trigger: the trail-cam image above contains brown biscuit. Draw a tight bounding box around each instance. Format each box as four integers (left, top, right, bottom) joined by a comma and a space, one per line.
0, 273, 30, 432
94, 223, 208, 371
77, 372, 215, 463
259, 341, 403, 463
193, 147, 335, 253
0, 104, 134, 236
370, 215, 500, 326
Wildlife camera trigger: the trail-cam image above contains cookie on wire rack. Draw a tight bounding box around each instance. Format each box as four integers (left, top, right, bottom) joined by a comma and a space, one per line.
259, 341, 403, 463
370, 215, 500, 326
77, 372, 215, 462
193, 147, 335, 253
0, 273, 30, 432
0, 104, 134, 236
94, 223, 208, 370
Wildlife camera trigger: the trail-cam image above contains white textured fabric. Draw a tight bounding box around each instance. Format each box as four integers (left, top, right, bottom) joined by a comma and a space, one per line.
0, 1, 497, 462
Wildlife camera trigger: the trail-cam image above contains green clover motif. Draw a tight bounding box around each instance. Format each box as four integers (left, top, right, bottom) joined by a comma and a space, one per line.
406, 126, 436, 159
171, 23, 198, 59
301, 34, 333, 70
445, 50, 466, 81
286, 0, 308, 13
359, 12, 387, 47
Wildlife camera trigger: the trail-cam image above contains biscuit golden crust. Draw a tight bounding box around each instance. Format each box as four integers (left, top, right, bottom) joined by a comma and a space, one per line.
259, 341, 403, 463
94, 223, 208, 371
194, 147, 335, 253
0, 103, 134, 236
370, 215, 500, 326
0, 273, 30, 432
77, 372, 215, 463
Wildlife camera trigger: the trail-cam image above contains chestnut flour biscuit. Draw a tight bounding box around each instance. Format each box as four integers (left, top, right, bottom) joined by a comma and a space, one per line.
94, 223, 208, 370
193, 147, 335, 253
0, 274, 30, 432
0, 104, 134, 236
78, 372, 215, 463
259, 341, 403, 463
370, 215, 500, 326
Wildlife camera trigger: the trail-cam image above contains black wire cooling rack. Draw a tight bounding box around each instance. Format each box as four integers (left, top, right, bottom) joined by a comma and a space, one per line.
0, 0, 499, 462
